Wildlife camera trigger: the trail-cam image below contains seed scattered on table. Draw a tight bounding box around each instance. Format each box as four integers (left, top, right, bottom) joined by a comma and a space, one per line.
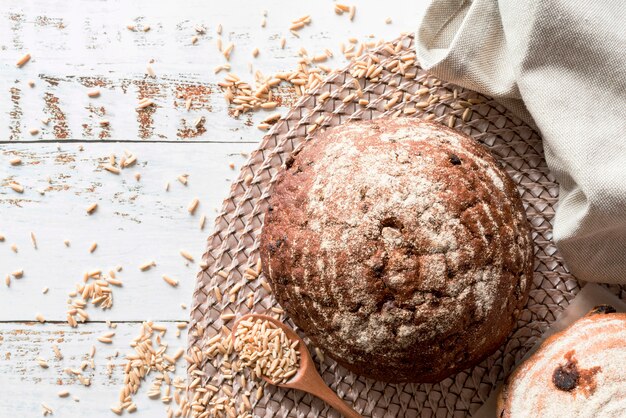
139, 261, 156, 271
58, 390, 70, 398
16, 53, 31, 67
9, 182, 24, 193
87, 89, 100, 98
162, 275, 179, 287
86, 203, 98, 214
97, 331, 115, 344
188, 198, 199, 215
41, 402, 53, 416
223, 43, 234, 60
103, 162, 120, 175
138, 98, 155, 109
36, 313, 46, 323
88, 242, 97, 253
180, 250, 194, 262
9, 158, 22, 165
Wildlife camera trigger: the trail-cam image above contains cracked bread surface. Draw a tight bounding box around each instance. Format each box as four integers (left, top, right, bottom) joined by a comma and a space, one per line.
260, 118, 534, 383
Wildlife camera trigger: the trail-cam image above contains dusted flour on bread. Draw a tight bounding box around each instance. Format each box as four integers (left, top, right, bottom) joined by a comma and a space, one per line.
498, 308, 626, 417
260, 118, 533, 383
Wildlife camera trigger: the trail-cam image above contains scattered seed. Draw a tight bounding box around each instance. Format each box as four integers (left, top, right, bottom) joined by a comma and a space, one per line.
88, 242, 97, 253
98, 332, 115, 343
139, 261, 156, 271
179, 250, 194, 262
188, 198, 199, 215
36, 313, 45, 323
9, 158, 22, 165
16, 53, 31, 67
193, 116, 204, 128
349, 6, 356, 20
87, 89, 100, 98
29, 128, 39, 135
58, 390, 70, 398
146, 65, 156, 77
86, 203, 98, 214
29, 232, 38, 249
104, 164, 120, 174
162, 275, 179, 287
137, 98, 155, 109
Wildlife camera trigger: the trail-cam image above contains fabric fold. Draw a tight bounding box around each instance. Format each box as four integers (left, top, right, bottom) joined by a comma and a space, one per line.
416, 0, 626, 284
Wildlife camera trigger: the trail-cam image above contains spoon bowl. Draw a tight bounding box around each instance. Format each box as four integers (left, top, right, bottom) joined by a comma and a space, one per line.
232, 313, 362, 418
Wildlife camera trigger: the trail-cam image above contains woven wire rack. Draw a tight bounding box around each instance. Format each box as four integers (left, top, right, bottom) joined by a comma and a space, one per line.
188, 33, 626, 417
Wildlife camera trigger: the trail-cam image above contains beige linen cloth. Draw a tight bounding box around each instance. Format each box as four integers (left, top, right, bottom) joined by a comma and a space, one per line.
415, 0, 626, 284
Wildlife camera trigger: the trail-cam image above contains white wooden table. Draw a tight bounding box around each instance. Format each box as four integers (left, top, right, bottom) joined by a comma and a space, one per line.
0, 1, 427, 416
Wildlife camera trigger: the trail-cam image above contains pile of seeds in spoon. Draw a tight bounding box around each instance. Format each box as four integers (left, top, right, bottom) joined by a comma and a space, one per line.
233, 318, 301, 385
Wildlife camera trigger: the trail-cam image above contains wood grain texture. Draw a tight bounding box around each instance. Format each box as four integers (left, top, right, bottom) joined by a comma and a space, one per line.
0, 0, 423, 142
0, 0, 427, 416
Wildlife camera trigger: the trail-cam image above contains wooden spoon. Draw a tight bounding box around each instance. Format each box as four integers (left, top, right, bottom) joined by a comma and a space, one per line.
233, 313, 362, 418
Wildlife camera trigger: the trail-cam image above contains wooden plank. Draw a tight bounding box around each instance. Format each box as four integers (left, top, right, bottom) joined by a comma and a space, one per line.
0, 321, 188, 417
0, 0, 424, 142
0, 141, 256, 322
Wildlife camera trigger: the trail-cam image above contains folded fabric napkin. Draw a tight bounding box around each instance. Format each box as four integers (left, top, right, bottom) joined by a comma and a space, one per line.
415, 0, 626, 284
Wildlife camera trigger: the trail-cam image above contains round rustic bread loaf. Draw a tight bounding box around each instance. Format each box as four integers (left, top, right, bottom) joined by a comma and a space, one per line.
497, 306, 626, 417
260, 118, 534, 383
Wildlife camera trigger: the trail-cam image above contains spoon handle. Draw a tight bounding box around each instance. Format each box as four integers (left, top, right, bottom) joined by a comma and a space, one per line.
303, 373, 362, 418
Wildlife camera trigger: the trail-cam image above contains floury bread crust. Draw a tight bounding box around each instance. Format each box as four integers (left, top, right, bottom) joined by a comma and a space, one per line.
497, 307, 626, 417
260, 118, 534, 383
